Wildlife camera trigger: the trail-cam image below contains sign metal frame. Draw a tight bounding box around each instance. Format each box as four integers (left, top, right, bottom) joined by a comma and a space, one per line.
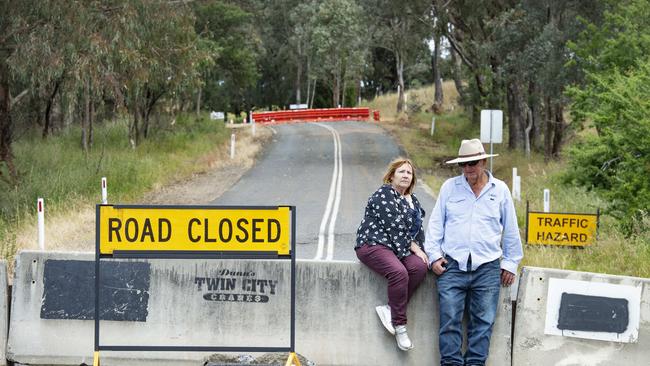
93, 204, 297, 357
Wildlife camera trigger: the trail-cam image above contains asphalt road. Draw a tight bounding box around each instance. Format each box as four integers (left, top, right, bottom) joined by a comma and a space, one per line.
212, 121, 436, 261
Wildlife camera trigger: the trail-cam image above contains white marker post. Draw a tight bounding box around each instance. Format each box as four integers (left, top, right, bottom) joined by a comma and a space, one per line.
251, 120, 256, 137
101, 177, 108, 204
37, 198, 45, 250
543, 189, 550, 212
512, 168, 517, 195
514, 175, 521, 202
431, 117, 435, 136
230, 133, 235, 159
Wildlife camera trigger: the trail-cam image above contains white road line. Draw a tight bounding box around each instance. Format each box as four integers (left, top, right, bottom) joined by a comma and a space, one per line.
326, 125, 343, 261
313, 123, 343, 261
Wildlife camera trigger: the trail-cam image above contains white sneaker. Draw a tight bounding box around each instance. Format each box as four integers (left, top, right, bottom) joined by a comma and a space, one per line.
375, 305, 395, 335
394, 325, 413, 351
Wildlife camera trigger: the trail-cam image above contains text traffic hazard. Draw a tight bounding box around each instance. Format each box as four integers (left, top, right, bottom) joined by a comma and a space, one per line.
527, 212, 598, 247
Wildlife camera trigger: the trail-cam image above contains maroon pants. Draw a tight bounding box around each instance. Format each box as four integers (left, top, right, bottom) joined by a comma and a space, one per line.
356, 243, 428, 326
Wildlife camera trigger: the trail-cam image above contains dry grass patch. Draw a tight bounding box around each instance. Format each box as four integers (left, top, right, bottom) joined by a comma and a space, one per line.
6, 124, 272, 278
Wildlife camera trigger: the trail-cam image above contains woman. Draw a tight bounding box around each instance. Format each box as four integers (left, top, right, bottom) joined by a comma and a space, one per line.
355, 158, 428, 351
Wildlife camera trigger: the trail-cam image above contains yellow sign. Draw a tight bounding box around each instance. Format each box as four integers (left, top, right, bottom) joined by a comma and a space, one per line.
98, 205, 291, 255
527, 212, 598, 247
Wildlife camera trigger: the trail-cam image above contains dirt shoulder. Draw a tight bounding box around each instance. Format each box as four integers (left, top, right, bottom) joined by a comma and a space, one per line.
142, 123, 273, 205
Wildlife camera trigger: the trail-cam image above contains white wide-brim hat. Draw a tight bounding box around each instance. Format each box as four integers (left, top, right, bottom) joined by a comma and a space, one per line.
445, 138, 499, 164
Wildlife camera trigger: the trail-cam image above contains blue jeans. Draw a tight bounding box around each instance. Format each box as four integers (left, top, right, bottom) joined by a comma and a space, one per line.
436, 257, 501, 366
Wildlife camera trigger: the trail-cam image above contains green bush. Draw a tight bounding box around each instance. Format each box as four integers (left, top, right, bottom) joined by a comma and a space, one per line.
566, 60, 650, 234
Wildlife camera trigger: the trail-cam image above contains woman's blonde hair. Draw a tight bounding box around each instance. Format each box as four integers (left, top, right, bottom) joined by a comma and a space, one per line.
382, 157, 417, 195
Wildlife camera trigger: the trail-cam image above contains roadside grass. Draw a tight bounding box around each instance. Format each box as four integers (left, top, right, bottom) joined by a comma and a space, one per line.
368, 82, 650, 278
0, 113, 230, 262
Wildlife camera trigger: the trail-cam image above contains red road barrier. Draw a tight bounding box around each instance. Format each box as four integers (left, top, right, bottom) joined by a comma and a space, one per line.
252, 107, 379, 124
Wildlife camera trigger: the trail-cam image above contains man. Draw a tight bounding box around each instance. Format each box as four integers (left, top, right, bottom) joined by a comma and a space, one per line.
424, 138, 523, 366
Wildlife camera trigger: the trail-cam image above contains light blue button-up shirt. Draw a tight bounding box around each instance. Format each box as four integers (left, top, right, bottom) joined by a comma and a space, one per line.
424, 172, 523, 274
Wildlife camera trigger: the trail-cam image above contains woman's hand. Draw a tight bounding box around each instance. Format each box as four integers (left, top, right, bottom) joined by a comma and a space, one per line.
410, 241, 428, 265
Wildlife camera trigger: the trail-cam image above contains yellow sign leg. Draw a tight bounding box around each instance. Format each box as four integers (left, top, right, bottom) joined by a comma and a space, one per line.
93, 351, 100, 366
285, 352, 302, 366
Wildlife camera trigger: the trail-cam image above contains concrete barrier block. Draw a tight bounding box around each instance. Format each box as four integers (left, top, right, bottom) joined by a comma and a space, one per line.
7, 251, 513, 365
513, 266, 650, 365
296, 260, 512, 366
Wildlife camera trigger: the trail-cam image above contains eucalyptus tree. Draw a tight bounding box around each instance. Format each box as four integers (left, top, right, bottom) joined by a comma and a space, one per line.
362, 0, 432, 113
433, 0, 603, 154
494, 0, 605, 155
103, 0, 210, 146
254, 0, 302, 109
0, 0, 83, 180
194, 1, 259, 115
287, 1, 318, 106
311, 0, 369, 107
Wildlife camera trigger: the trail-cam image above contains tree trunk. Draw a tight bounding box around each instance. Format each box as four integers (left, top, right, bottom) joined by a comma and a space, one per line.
525, 106, 533, 158
295, 52, 302, 105
451, 46, 464, 103
332, 71, 340, 108
89, 91, 94, 148
309, 78, 316, 108
544, 97, 553, 159
432, 35, 443, 113
551, 102, 564, 157
396, 53, 405, 113
81, 78, 90, 152
528, 82, 541, 150
506, 80, 525, 150
142, 89, 152, 139
43, 78, 62, 139
129, 102, 140, 148
356, 79, 361, 106
196, 87, 202, 115
305, 56, 312, 107
0, 63, 17, 182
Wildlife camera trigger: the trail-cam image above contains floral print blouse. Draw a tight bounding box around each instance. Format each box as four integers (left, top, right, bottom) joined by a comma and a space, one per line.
355, 184, 426, 259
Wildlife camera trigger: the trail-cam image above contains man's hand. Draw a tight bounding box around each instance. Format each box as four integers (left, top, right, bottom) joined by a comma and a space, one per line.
431, 257, 448, 276
501, 269, 515, 286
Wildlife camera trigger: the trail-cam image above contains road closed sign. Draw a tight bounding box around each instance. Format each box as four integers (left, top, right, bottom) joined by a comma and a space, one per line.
527, 211, 599, 247
97, 205, 292, 255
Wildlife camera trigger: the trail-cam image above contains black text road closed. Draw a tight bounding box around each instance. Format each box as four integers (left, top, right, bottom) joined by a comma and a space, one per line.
527, 212, 598, 247
98, 205, 291, 254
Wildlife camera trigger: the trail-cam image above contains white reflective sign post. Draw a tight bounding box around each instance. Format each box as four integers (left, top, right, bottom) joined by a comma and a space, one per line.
37, 198, 45, 250
480, 109, 503, 172
544, 189, 550, 212
514, 175, 521, 202
101, 177, 108, 204
230, 133, 235, 159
